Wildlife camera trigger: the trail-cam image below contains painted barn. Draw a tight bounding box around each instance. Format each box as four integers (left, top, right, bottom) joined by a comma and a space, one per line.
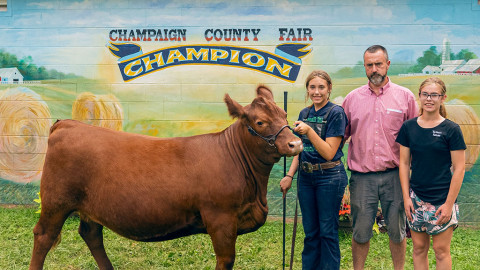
440, 60, 466, 74
456, 59, 480, 74
0, 67, 24, 84
422, 65, 441, 75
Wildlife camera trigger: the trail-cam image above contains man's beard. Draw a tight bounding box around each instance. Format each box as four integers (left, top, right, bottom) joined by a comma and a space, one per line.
368, 73, 386, 86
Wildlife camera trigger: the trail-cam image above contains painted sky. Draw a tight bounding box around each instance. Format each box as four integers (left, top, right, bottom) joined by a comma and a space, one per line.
0, 0, 479, 77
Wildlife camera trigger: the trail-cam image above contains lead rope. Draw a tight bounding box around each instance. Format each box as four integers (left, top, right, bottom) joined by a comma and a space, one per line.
282, 91, 288, 270
289, 153, 301, 270
289, 195, 298, 270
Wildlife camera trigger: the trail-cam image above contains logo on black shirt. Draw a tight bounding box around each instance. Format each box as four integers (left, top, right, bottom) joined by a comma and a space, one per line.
432, 130, 442, 137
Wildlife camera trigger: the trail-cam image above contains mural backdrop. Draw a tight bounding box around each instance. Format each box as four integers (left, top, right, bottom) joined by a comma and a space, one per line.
0, 0, 479, 225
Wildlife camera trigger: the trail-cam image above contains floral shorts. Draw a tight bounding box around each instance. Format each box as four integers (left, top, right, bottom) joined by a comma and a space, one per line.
407, 189, 459, 235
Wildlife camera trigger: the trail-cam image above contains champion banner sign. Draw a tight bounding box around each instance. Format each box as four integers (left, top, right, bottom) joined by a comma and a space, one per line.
108, 42, 311, 83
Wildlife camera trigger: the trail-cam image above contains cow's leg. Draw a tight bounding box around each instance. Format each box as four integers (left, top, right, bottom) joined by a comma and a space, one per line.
204, 213, 238, 270
29, 212, 68, 270
78, 218, 113, 270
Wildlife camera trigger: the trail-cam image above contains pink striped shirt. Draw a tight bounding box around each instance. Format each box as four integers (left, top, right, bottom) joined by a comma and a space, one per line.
342, 78, 418, 173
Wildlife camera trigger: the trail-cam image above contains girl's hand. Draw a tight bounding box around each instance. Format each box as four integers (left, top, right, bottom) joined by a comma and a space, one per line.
404, 199, 414, 222
435, 203, 453, 225
293, 121, 312, 135
280, 176, 293, 199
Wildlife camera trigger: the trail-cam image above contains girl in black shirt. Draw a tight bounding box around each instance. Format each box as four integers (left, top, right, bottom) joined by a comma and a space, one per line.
396, 77, 466, 269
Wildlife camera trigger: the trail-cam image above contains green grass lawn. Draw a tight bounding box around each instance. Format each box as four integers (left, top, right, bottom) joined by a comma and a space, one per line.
1, 206, 479, 270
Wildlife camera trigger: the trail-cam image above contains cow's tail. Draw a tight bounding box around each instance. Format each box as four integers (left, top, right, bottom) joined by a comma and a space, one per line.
51, 233, 62, 250
43, 119, 66, 249
49, 119, 63, 135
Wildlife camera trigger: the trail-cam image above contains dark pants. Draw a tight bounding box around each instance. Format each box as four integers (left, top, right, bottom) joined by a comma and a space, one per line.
298, 163, 348, 270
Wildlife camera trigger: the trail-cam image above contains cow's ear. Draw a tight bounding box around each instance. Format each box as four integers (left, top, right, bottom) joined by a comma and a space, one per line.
224, 93, 245, 119
256, 85, 274, 102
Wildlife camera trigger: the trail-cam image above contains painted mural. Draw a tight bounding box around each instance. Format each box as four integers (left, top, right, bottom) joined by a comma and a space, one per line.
0, 0, 479, 225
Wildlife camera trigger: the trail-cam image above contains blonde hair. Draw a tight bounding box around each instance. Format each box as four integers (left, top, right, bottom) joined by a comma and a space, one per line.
305, 70, 332, 103
418, 77, 447, 118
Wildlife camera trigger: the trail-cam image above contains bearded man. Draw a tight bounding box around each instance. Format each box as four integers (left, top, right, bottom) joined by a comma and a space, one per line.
342, 45, 418, 270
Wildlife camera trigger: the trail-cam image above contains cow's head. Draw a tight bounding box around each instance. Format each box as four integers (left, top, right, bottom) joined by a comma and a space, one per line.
224, 85, 303, 164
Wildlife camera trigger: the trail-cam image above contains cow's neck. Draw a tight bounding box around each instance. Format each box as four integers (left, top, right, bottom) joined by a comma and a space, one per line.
223, 121, 273, 202
222, 121, 273, 230
224, 121, 274, 180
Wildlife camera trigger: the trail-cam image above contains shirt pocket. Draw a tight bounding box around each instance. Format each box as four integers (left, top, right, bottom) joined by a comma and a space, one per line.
383, 109, 404, 132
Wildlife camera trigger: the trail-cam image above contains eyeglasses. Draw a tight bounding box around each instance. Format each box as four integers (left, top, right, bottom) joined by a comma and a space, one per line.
419, 92, 444, 100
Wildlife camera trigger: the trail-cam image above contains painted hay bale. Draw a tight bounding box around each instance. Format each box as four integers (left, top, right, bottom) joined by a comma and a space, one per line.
445, 99, 480, 171
332, 95, 344, 105
72, 92, 123, 131
0, 87, 52, 183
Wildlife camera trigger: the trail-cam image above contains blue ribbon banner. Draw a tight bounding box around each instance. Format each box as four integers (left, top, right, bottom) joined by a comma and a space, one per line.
108, 42, 311, 83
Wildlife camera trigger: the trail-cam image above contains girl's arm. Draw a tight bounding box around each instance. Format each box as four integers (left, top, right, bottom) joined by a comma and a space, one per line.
435, 149, 465, 225
399, 145, 413, 221
280, 155, 299, 198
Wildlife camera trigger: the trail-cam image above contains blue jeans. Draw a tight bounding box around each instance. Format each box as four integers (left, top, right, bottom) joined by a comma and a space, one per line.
298, 163, 348, 270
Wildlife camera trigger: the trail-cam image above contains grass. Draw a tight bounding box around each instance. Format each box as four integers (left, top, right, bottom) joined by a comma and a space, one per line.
1, 206, 479, 270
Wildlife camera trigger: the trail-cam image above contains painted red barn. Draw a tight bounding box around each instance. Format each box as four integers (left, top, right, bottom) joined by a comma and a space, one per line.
456, 59, 480, 74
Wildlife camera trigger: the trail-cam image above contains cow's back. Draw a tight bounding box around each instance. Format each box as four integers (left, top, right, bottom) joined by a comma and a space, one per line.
41, 120, 245, 241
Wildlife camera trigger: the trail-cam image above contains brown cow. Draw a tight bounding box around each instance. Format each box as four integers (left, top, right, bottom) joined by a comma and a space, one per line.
29, 86, 303, 270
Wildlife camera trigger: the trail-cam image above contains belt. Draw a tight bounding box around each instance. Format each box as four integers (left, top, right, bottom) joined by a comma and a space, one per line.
301, 160, 341, 173
350, 167, 398, 175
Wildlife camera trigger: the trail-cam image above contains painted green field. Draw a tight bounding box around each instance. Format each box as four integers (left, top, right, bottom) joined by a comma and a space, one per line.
1, 75, 479, 224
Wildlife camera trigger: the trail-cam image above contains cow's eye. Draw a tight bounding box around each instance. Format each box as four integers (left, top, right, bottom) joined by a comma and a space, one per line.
256, 121, 263, 126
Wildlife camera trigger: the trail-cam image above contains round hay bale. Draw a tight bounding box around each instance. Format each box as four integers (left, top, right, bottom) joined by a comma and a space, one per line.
72, 92, 123, 131
0, 87, 52, 183
445, 99, 480, 171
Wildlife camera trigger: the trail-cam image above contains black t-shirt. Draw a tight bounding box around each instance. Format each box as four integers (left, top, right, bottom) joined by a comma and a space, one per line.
297, 102, 348, 164
396, 117, 466, 205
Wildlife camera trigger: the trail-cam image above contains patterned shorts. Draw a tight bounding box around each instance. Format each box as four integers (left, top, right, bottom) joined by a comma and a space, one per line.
407, 189, 459, 235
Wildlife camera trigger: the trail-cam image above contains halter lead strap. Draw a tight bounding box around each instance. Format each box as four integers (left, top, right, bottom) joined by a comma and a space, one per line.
247, 124, 293, 147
